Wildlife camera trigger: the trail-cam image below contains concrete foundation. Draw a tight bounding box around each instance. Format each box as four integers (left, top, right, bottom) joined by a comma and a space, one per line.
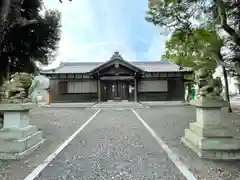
182, 99, 240, 159
0, 103, 44, 160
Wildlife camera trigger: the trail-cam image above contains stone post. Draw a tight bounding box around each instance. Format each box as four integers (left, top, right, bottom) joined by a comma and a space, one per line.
98, 79, 101, 102
182, 99, 240, 159
134, 78, 137, 102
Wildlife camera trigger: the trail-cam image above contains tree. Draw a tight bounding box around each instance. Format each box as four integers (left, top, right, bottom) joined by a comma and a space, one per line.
0, 0, 64, 126
162, 26, 233, 111
163, 28, 217, 102
146, 0, 240, 75
163, 29, 217, 69
146, 0, 236, 112
0, 0, 61, 88
0, 0, 66, 81
0, 0, 70, 24
59, 0, 72, 3
6, 9, 61, 73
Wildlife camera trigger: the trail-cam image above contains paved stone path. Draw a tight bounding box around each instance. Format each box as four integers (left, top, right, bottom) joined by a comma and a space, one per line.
34, 109, 186, 180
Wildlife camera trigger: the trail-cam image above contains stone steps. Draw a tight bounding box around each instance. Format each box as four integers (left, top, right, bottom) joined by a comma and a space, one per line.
90, 102, 147, 109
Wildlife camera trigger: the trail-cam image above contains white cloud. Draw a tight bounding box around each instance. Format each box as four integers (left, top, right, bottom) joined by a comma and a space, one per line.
42, 0, 167, 70
146, 34, 168, 60
43, 0, 139, 69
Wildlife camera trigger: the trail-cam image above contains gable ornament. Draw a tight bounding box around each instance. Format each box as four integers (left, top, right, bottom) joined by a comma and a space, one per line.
114, 62, 119, 68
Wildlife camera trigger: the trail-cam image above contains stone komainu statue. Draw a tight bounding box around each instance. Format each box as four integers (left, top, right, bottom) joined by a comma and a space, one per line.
1, 72, 37, 104
195, 68, 223, 100
30, 75, 50, 104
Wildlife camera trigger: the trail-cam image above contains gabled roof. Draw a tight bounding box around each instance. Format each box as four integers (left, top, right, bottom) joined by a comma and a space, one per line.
41, 52, 192, 74
90, 51, 143, 73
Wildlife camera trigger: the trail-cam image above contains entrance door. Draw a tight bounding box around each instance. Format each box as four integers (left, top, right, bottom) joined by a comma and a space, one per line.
101, 80, 130, 101
118, 81, 129, 100
110, 82, 117, 100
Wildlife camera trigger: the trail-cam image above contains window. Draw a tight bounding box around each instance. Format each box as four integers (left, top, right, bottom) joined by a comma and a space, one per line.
67, 82, 81, 93
138, 80, 168, 92
66, 81, 97, 93
58, 81, 67, 94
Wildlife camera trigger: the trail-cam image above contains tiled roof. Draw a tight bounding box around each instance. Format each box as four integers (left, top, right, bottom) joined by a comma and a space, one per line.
41, 59, 192, 74
131, 61, 191, 72
48, 62, 101, 74
41, 51, 192, 74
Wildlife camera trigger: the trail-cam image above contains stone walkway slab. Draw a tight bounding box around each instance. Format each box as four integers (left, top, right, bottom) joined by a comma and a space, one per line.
34, 109, 186, 180
48, 103, 97, 108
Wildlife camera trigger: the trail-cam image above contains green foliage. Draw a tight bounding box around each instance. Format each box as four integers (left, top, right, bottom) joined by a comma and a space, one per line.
146, 0, 213, 31
147, 1, 220, 71
163, 28, 219, 71
146, 0, 240, 74
0, 0, 61, 76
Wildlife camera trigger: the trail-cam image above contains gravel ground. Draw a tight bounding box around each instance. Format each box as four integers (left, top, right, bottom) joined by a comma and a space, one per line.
135, 106, 240, 180
1, 105, 240, 180
35, 109, 186, 180
0, 107, 97, 180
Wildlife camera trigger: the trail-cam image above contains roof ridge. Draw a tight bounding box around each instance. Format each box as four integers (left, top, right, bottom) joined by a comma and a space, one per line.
61, 60, 170, 64
89, 52, 144, 73
62, 61, 101, 64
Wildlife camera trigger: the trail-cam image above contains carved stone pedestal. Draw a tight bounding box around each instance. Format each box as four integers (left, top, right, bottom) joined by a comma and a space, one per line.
182, 99, 240, 159
0, 104, 44, 160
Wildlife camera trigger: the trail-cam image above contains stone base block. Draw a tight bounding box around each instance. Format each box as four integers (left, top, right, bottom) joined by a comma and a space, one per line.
233, 120, 240, 137
189, 122, 233, 137
0, 129, 45, 160
184, 129, 240, 150
182, 137, 240, 159
0, 125, 38, 140
182, 128, 240, 159
0, 139, 45, 160
190, 99, 228, 108
0, 103, 44, 160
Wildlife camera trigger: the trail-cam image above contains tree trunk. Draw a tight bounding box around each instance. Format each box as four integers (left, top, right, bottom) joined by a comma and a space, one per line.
216, 0, 240, 46
222, 66, 232, 112
0, 71, 5, 102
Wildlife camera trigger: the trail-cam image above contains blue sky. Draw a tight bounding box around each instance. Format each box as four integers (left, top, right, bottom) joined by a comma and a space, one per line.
44, 0, 167, 68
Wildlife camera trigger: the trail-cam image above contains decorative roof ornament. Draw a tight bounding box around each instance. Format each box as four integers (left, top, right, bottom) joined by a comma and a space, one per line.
110, 51, 124, 61
114, 62, 119, 68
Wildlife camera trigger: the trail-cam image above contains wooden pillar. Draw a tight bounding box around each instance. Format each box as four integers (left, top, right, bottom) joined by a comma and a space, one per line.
98, 79, 101, 102
134, 78, 137, 102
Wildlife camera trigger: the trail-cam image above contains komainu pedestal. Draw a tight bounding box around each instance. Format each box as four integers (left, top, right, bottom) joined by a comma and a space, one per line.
0, 104, 44, 160
182, 99, 240, 159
